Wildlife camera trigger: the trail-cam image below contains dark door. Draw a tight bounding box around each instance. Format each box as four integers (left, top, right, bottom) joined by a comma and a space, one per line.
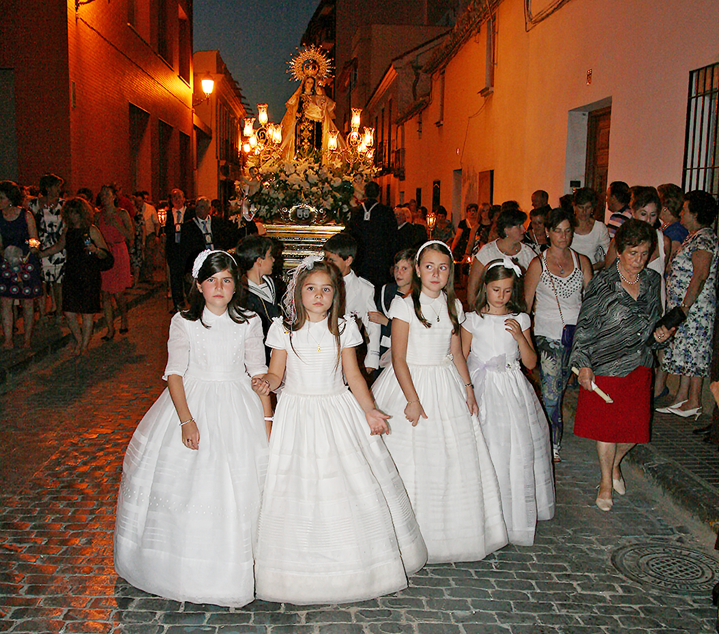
585, 106, 611, 214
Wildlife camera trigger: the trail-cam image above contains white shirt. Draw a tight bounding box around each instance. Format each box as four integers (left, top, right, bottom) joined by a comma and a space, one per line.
475, 240, 536, 273
343, 270, 381, 369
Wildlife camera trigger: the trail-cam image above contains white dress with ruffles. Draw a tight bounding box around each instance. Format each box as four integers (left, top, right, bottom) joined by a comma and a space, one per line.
254, 317, 427, 605
464, 311, 555, 546
114, 309, 269, 607
371, 293, 508, 563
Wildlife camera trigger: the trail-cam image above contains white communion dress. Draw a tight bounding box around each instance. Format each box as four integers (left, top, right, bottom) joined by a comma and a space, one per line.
255, 317, 427, 605
114, 309, 269, 607
371, 293, 508, 563
464, 311, 555, 546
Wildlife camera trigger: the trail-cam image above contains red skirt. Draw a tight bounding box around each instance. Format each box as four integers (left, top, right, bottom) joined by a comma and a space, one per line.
574, 366, 652, 443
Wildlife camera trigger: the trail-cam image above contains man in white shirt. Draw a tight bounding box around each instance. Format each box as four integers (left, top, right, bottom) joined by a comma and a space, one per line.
324, 232, 380, 373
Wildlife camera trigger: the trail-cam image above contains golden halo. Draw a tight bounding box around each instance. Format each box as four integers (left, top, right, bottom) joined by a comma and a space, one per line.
288, 45, 333, 83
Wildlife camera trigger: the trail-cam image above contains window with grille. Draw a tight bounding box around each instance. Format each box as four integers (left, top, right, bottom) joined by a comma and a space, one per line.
683, 63, 718, 197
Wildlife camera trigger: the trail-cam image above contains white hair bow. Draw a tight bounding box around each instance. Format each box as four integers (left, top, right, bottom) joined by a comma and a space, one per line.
486, 256, 522, 277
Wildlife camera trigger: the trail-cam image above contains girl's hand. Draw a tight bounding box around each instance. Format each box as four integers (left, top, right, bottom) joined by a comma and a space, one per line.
577, 367, 595, 392
466, 388, 479, 416
404, 400, 427, 427
252, 375, 271, 395
366, 408, 390, 435
504, 318, 523, 341
368, 311, 389, 326
182, 419, 200, 450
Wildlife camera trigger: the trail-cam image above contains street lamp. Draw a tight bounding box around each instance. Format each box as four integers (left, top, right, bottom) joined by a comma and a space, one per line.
193, 72, 214, 106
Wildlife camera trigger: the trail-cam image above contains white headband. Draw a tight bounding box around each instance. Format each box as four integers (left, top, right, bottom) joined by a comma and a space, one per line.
282, 254, 324, 323
192, 249, 231, 279
486, 256, 522, 277
415, 240, 452, 263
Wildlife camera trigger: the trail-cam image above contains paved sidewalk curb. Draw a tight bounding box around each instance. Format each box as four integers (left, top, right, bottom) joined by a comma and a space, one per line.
628, 442, 719, 535
0, 281, 163, 386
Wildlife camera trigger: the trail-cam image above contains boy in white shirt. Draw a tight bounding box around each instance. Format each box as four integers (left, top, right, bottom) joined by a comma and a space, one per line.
324, 232, 380, 372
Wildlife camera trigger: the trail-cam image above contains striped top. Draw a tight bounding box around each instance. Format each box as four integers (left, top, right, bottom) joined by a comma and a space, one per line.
569, 264, 662, 377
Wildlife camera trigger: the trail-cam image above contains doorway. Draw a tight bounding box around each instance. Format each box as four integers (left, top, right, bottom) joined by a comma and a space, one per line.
585, 106, 611, 214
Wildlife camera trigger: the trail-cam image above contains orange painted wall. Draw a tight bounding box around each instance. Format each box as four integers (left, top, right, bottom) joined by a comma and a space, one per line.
2, 0, 194, 200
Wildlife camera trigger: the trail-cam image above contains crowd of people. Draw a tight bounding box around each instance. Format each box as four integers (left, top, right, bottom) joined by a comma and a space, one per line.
0, 176, 264, 354
109, 178, 717, 609
2, 172, 717, 607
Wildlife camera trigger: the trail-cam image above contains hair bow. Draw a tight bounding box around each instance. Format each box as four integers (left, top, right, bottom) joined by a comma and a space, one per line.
191, 249, 230, 279
486, 256, 522, 277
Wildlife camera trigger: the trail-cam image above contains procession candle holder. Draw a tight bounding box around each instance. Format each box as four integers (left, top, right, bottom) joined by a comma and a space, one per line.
426, 210, 437, 239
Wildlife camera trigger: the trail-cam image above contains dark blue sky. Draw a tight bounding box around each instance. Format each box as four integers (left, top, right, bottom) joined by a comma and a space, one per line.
194, 0, 321, 122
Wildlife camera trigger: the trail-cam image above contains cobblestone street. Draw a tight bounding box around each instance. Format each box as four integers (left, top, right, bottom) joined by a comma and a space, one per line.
1, 293, 718, 633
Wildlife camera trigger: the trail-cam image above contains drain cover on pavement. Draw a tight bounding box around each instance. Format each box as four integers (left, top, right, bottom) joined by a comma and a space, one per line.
611, 542, 719, 595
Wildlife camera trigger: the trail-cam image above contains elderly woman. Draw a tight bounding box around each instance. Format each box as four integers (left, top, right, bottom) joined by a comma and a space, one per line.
571, 219, 672, 511
525, 207, 593, 462
605, 186, 672, 308
467, 207, 537, 300
656, 191, 719, 419
0, 180, 42, 348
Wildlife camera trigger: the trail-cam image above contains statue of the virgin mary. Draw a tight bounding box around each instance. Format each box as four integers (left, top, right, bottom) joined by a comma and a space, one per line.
279, 46, 346, 162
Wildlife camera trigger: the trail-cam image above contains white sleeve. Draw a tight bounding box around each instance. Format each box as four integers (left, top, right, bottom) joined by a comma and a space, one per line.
388, 295, 412, 322
340, 318, 364, 349
363, 286, 381, 369
454, 298, 465, 324
517, 312, 531, 331
475, 243, 493, 265
244, 315, 269, 377
597, 223, 611, 255
162, 314, 190, 380
265, 317, 288, 350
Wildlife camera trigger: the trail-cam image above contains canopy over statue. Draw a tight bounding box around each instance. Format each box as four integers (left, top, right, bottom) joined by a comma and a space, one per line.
279, 46, 346, 162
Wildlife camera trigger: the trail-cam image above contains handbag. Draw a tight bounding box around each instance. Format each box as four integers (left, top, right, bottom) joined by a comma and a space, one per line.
544, 251, 576, 349
644, 305, 686, 345
96, 248, 115, 272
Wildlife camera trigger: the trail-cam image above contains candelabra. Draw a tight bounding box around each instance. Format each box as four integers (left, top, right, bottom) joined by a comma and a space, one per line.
327, 108, 375, 171
242, 104, 283, 167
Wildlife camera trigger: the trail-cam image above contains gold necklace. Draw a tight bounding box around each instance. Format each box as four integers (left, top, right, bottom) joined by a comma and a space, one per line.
424, 299, 442, 322
307, 321, 328, 351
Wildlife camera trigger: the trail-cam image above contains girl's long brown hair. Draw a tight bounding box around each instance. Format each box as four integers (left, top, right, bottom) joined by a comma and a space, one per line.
284, 260, 346, 365
411, 242, 461, 335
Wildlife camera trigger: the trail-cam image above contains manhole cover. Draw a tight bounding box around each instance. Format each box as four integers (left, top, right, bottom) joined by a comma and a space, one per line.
611, 542, 719, 595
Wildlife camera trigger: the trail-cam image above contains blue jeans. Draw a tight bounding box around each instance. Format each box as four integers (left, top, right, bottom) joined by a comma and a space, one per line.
535, 336, 572, 449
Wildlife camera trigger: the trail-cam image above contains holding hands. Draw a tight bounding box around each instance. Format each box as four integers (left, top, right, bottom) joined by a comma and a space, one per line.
366, 408, 390, 435
405, 399, 427, 426
252, 374, 272, 396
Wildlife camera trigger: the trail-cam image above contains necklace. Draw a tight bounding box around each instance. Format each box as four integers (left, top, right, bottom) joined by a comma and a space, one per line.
307, 321, 328, 351
616, 261, 639, 285
553, 250, 568, 275
424, 298, 442, 322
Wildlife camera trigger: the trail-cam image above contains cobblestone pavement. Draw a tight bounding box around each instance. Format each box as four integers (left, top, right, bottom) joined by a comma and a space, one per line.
1, 294, 718, 633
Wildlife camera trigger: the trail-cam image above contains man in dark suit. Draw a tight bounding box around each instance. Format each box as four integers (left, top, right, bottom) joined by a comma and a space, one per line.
347, 181, 398, 290
165, 188, 195, 312
395, 205, 416, 253
181, 196, 237, 279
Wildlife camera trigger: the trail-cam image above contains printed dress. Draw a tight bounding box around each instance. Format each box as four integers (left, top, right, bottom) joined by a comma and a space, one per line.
372, 293, 508, 563
114, 310, 269, 607
662, 228, 719, 377
464, 311, 555, 546
255, 317, 427, 605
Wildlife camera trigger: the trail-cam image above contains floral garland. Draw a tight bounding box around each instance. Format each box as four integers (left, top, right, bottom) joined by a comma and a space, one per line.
239, 158, 375, 225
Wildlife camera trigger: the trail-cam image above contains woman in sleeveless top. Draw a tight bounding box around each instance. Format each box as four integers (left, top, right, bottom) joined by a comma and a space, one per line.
525, 208, 593, 462
0, 180, 43, 349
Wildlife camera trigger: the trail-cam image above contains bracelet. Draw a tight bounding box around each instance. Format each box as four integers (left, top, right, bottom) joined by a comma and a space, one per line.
264, 416, 274, 422
465, 382, 474, 389
407, 400, 419, 405
179, 417, 194, 426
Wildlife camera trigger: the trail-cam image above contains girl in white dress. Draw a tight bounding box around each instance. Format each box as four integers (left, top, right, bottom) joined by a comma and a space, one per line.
462, 257, 555, 546
372, 240, 508, 563
114, 250, 271, 607
251, 257, 427, 605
